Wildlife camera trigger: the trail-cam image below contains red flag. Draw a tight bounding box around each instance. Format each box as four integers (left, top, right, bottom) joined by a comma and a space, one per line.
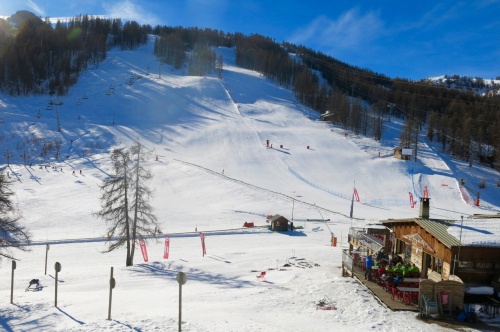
199, 232, 206, 256
139, 237, 148, 262
353, 188, 360, 202
163, 235, 170, 259
423, 186, 428, 198
409, 192, 415, 208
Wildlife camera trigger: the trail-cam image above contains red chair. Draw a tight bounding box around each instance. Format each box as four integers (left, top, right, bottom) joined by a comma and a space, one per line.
378, 279, 386, 288
402, 290, 419, 305
402, 292, 412, 305
411, 292, 419, 304
391, 287, 402, 301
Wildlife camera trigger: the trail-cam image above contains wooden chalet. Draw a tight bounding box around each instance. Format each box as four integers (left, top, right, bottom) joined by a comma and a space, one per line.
380, 198, 500, 292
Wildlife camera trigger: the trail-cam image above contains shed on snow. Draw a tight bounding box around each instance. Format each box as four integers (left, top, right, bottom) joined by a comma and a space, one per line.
269, 214, 289, 231
393, 147, 411, 160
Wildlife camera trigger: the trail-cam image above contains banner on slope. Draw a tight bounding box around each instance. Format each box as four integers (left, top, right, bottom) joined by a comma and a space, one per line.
163, 235, 170, 259
139, 236, 148, 262
353, 188, 360, 202
408, 192, 415, 208
199, 232, 207, 257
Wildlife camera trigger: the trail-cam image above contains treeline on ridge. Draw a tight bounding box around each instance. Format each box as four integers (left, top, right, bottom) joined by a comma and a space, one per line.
0, 11, 150, 96
1, 12, 499, 169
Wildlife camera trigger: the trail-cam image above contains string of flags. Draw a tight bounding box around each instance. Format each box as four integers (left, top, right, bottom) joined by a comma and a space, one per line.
138, 232, 207, 262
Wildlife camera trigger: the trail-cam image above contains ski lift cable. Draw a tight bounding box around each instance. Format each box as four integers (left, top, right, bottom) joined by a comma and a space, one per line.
313, 203, 333, 235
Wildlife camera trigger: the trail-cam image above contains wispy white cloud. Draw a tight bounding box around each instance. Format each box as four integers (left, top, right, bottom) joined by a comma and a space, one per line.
393, 3, 465, 33
288, 8, 383, 54
25, 0, 46, 17
103, 0, 160, 25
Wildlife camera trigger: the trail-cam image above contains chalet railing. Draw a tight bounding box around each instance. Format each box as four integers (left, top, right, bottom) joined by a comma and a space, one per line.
341, 249, 354, 277
348, 227, 384, 253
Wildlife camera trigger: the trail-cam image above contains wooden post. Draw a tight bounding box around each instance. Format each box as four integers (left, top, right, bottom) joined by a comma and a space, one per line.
107, 267, 115, 320
176, 272, 187, 332
10, 260, 16, 304
54, 262, 61, 307
45, 244, 50, 275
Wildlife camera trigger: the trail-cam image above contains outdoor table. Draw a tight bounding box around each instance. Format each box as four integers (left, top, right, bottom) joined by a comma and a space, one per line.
397, 287, 419, 304
399, 278, 420, 287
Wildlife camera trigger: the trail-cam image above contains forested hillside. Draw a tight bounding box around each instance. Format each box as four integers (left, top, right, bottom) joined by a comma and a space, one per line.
1, 11, 499, 170
0, 11, 150, 96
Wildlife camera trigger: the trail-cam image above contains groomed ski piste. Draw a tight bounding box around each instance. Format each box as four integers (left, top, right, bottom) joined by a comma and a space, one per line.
1, 36, 499, 331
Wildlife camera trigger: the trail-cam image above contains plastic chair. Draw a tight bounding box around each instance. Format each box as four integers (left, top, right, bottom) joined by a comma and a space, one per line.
420, 294, 439, 318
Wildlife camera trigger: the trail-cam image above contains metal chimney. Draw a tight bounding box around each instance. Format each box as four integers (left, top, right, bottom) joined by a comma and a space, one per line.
419, 197, 430, 219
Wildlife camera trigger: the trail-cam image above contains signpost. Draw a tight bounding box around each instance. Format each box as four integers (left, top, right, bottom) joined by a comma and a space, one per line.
176, 272, 187, 332
45, 244, 50, 275
11, 260, 16, 304
402, 148, 413, 157
108, 267, 116, 320
54, 262, 61, 307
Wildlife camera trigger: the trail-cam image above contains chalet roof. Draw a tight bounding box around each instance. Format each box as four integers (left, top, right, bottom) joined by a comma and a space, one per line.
380, 216, 500, 248
447, 217, 500, 247
269, 214, 288, 223
380, 218, 461, 248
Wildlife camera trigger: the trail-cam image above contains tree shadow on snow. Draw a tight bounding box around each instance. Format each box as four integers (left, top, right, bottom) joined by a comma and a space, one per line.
0, 316, 15, 332
130, 261, 256, 289
56, 307, 85, 325
111, 320, 142, 331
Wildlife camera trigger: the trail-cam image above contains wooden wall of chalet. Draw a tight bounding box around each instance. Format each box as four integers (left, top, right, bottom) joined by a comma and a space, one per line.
452, 246, 500, 262
450, 246, 500, 284
391, 222, 450, 262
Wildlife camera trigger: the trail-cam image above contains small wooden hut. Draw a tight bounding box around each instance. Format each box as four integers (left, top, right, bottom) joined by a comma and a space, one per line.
269, 214, 289, 231
393, 147, 411, 160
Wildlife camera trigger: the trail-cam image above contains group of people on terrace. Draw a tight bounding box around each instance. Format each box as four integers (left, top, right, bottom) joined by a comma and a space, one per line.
363, 250, 420, 284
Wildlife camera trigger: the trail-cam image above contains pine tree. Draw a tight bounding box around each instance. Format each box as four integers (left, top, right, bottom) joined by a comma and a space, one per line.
0, 171, 30, 260
128, 142, 158, 265
95, 148, 132, 265
94, 142, 158, 266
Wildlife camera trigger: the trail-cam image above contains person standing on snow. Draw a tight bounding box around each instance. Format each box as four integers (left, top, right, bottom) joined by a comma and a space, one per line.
364, 254, 374, 280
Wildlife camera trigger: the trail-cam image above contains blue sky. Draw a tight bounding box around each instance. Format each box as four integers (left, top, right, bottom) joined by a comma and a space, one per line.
1, 0, 499, 80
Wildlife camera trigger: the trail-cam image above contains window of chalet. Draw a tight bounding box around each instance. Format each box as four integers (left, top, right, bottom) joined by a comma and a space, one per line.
404, 243, 412, 259
476, 262, 493, 269
431, 256, 443, 274
458, 261, 474, 268
395, 239, 404, 255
